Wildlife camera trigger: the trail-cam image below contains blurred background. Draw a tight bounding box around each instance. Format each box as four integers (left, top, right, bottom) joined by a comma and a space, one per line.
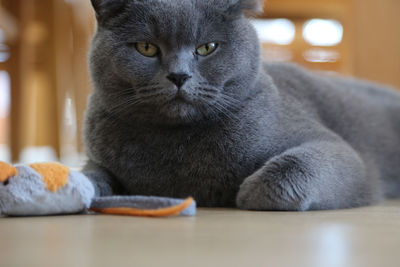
0, 0, 399, 166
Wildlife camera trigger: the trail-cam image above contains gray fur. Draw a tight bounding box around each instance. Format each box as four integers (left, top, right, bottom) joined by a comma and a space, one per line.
84, 0, 400, 210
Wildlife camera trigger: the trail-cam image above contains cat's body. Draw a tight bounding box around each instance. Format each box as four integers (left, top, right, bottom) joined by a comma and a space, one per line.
84, 0, 400, 210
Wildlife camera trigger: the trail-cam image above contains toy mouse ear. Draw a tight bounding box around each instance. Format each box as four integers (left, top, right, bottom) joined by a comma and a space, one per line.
91, 0, 126, 24
225, 0, 264, 18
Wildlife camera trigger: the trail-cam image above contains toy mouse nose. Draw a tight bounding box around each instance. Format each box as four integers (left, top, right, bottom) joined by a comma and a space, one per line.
166, 73, 192, 88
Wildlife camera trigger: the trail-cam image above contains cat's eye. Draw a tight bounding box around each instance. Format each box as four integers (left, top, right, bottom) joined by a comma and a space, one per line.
196, 42, 218, 56
135, 42, 159, 57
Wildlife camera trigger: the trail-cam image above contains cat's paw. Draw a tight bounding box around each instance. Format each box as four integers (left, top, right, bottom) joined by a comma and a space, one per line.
236, 156, 312, 211
0, 162, 95, 216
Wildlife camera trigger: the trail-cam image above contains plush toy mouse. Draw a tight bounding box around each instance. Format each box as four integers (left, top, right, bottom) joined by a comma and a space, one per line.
0, 162, 196, 217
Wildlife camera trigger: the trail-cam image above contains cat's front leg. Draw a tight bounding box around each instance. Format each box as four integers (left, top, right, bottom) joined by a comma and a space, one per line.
82, 160, 124, 196
236, 139, 382, 211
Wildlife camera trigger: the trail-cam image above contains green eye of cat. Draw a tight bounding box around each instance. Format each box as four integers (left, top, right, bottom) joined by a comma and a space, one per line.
196, 42, 218, 56
135, 42, 159, 57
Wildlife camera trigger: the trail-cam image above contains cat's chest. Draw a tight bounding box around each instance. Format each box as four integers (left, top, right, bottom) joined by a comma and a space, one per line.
117, 130, 258, 178
102, 125, 265, 204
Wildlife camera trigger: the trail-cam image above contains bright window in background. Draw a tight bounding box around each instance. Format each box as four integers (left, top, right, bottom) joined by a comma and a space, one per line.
0, 72, 10, 118
0, 71, 11, 162
0, 29, 10, 63
303, 49, 341, 63
303, 19, 343, 47
251, 18, 296, 62
252, 16, 345, 72
251, 19, 296, 45
0, 26, 11, 162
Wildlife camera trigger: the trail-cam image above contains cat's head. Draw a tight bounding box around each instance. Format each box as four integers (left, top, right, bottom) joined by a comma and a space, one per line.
90, 0, 263, 125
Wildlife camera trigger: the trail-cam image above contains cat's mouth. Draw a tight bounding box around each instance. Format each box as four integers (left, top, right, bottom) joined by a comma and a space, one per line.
171, 95, 188, 103
168, 91, 192, 105
166, 97, 193, 111
159, 93, 199, 121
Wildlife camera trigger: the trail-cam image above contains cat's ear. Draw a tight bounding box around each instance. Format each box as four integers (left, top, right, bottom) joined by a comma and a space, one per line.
225, 0, 264, 18
91, 0, 126, 24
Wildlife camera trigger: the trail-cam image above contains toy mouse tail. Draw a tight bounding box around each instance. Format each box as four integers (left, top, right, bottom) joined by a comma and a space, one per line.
90, 196, 196, 217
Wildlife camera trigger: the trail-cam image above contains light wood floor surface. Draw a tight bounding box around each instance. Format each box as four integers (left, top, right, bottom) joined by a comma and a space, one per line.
1, 200, 400, 267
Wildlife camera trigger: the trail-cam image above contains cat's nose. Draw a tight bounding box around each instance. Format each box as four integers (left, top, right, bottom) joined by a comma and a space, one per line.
166, 73, 192, 88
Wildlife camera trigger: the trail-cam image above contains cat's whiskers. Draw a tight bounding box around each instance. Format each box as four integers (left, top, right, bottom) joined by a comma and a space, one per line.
107, 93, 143, 113
220, 93, 241, 106
197, 93, 240, 124
109, 90, 169, 115
109, 82, 241, 124
200, 101, 231, 129
110, 85, 163, 106
138, 88, 163, 95
196, 87, 218, 94
195, 84, 241, 121
117, 83, 162, 94
214, 101, 240, 123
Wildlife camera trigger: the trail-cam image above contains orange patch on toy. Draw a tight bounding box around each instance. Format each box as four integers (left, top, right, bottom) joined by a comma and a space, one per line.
0, 162, 18, 182
29, 163, 70, 192
91, 197, 194, 217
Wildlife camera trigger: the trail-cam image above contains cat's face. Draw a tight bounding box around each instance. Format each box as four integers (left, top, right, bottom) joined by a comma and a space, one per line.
90, 0, 262, 125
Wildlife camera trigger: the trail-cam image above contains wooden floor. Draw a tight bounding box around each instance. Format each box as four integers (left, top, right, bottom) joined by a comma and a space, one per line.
1, 200, 400, 267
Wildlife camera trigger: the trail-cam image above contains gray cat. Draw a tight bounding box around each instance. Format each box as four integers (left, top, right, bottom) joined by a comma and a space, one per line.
83, 0, 400, 210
